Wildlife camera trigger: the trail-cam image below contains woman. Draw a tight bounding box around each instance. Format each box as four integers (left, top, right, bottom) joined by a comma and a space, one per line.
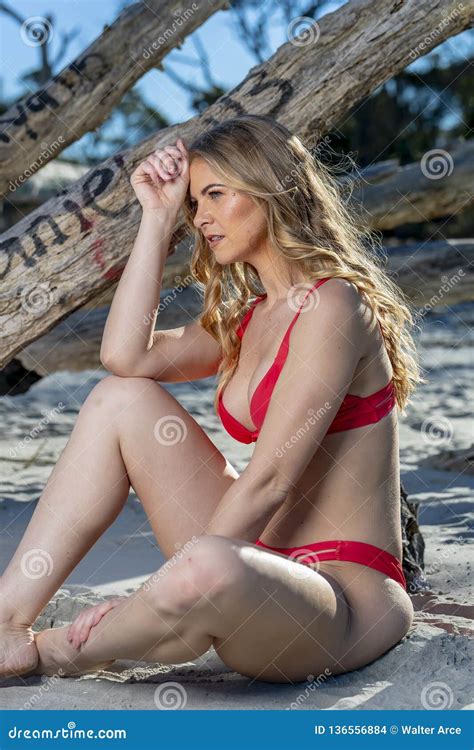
0, 115, 423, 684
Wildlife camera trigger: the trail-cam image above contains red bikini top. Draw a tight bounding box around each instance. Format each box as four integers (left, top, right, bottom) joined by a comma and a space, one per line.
217, 278, 396, 444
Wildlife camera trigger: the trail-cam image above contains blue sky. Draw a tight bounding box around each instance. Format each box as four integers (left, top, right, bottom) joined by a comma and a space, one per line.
1, 0, 315, 120
1, 0, 471, 161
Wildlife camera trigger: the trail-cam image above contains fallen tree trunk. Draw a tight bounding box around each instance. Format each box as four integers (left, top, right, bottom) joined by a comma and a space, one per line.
12, 283, 202, 375
384, 238, 473, 308
0, 0, 230, 198
1, 0, 473, 368
351, 140, 474, 230
10, 238, 472, 376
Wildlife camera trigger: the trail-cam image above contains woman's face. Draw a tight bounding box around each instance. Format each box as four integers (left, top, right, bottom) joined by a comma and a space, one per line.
189, 156, 268, 263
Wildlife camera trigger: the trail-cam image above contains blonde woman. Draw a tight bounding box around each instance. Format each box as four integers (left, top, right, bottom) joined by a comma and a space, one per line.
0, 115, 423, 684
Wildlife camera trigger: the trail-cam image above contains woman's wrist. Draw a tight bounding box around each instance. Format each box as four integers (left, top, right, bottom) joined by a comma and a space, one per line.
140, 207, 179, 230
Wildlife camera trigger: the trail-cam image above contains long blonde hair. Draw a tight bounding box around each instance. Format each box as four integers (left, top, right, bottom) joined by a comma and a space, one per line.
181, 114, 426, 418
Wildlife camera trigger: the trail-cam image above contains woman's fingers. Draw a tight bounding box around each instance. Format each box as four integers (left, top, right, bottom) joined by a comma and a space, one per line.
152, 150, 181, 180
163, 145, 182, 160
75, 613, 96, 648
67, 607, 99, 648
149, 153, 175, 181
149, 142, 186, 180
67, 613, 85, 643
171, 140, 189, 172
69, 600, 121, 649
139, 160, 161, 187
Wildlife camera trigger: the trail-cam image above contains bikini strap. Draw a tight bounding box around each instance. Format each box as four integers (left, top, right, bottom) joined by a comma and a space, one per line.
237, 278, 331, 343
277, 278, 331, 354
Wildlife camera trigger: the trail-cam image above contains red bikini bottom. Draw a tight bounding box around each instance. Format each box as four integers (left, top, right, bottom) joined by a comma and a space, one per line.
254, 538, 407, 591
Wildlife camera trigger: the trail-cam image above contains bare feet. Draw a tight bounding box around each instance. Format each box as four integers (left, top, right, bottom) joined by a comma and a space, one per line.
34, 626, 115, 677
0, 620, 39, 679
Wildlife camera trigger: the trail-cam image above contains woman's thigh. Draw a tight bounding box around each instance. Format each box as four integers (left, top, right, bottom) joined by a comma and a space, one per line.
201, 538, 353, 684
85, 375, 240, 558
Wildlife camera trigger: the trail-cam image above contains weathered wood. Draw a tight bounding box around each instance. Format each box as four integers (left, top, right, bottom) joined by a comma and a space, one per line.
10, 238, 472, 377
351, 140, 474, 230
0, 0, 230, 198
384, 238, 473, 307
14, 283, 203, 376
1, 0, 473, 368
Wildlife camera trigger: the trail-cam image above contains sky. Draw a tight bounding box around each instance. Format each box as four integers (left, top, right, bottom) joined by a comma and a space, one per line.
0, 0, 472, 161
0, 0, 307, 120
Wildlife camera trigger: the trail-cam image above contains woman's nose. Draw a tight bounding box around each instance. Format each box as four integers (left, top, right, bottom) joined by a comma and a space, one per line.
193, 208, 210, 230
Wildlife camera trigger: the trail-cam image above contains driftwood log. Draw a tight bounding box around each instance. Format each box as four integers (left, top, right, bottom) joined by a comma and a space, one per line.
1, 0, 473, 368
351, 140, 474, 230
0, 0, 230, 198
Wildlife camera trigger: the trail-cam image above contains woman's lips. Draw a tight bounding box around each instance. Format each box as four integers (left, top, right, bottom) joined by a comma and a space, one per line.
208, 235, 225, 247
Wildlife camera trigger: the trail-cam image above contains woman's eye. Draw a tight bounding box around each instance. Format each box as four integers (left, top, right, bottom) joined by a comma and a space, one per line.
190, 191, 222, 211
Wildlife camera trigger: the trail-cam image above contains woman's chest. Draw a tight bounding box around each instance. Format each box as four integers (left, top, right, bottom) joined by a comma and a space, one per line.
223, 343, 277, 431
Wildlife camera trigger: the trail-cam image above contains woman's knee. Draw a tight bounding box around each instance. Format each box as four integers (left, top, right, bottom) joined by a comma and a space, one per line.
82, 375, 161, 415
142, 536, 244, 616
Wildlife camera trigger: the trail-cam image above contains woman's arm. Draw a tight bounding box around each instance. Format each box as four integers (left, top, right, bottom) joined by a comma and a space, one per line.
99, 211, 178, 370
100, 137, 190, 372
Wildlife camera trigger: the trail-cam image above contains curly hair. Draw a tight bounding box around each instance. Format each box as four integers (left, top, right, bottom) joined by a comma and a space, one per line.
181, 114, 426, 419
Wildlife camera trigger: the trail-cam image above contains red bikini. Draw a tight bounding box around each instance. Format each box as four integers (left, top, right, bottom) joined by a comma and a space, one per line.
218, 277, 396, 443
217, 277, 406, 591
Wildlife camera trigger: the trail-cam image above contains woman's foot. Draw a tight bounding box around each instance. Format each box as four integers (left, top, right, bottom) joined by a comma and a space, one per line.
0, 619, 39, 679
34, 626, 116, 677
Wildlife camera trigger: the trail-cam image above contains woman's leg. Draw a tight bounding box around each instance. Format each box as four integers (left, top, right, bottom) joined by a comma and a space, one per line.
34, 535, 231, 677
0, 377, 132, 676
32, 535, 356, 684
0, 375, 239, 678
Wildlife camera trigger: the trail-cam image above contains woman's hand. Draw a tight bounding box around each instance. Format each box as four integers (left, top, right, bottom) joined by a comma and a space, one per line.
130, 137, 190, 216
67, 597, 125, 650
